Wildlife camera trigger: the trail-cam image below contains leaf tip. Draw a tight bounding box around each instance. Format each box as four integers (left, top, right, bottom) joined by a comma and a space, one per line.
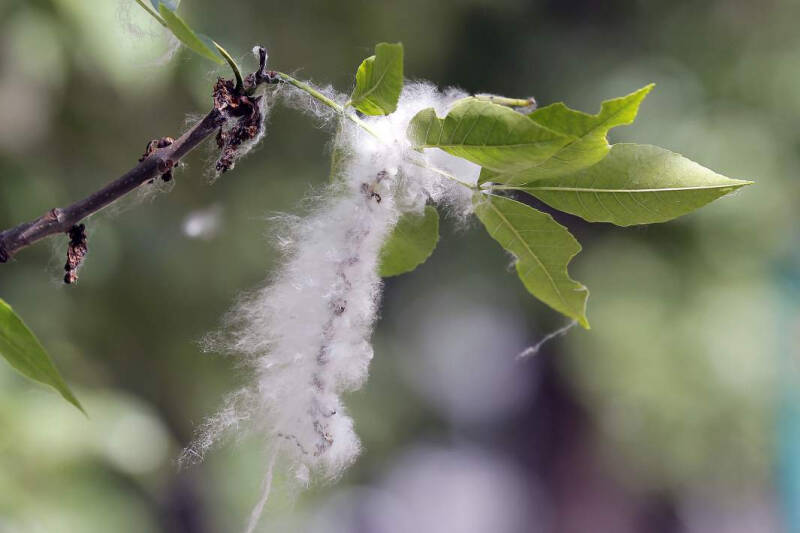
66, 394, 87, 417
628, 83, 655, 106
574, 286, 590, 329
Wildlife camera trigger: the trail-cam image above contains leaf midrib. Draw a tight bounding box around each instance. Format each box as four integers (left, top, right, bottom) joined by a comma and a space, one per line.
484, 196, 568, 310
416, 140, 562, 149
354, 58, 393, 106
523, 183, 748, 193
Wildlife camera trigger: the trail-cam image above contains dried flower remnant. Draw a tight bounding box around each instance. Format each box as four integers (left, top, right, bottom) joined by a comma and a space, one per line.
64, 224, 88, 284
212, 72, 273, 175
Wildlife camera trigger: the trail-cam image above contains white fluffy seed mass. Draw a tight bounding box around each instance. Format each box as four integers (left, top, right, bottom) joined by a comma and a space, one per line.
183, 82, 480, 501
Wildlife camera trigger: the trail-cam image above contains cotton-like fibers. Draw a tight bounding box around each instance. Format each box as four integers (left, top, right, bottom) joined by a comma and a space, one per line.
185, 79, 483, 532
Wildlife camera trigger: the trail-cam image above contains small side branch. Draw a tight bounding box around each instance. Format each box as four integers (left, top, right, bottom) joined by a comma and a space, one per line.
0, 48, 279, 267
0, 109, 225, 263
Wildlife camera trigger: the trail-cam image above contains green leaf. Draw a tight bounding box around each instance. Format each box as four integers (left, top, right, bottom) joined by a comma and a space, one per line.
158, 4, 224, 65
0, 298, 84, 413
473, 194, 589, 328
479, 84, 654, 185
349, 42, 404, 116
517, 144, 752, 226
379, 206, 440, 277
408, 99, 571, 174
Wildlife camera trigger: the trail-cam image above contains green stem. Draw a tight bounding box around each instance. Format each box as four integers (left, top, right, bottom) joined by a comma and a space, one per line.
406, 158, 478, 191
135, 0, 168, 26
474, 94, 535, 108
214, 42, 244, 91
276, 72, 382, 140
407, 158, 478, 190
277, 72, 477, 192
485, 184, 528, 191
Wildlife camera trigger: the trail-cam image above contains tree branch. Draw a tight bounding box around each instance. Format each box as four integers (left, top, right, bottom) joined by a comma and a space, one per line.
0, 108, 225, 263
0, 47, 279, 267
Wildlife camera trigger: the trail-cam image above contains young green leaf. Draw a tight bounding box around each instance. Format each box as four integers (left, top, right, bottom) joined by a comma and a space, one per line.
0, 298, 84, 413
349, 42, 404, 116
479, 84, 653, 185
516, 143, 752, 226
379, 206, 439, 277
408, 99, 571, 174
158, 4, 224, 65
473, 194, 589, 328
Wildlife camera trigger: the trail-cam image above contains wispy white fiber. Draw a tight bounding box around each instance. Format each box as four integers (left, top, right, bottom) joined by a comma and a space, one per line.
116, 1, 183, 66
184, 81, 483, 530
244, 446, 279, 533
211, 84, 276, 180
516, 320, 578, 359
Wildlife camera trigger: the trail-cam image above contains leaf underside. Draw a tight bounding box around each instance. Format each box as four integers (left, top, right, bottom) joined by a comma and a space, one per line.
519, 143, 752, 226
0, 299, 84, 413
350, 42, 404, 116
159, 4, 224, 65
473, 194, 589, 328
379, 205, 440, 277
408, 99, 571, 174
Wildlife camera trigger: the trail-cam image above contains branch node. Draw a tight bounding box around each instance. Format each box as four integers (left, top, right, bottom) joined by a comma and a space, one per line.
47, 208, 64, 223
64, 224, 88, 285
157, 158, 175, 174
141, 137, 176, 182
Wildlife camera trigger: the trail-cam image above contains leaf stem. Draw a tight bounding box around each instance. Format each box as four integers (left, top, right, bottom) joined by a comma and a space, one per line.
134, 0, 167, 27
278, 72, 477, 191
407, 158, 478, 190
474, 94, 536, 108
485, 184, 520, 191
214, 42, 244, 91
276, 72, 382, 140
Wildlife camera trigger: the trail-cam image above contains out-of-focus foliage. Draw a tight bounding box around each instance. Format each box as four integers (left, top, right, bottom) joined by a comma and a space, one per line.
378, 205, 439, 278
0, 0, 796, 531
0, 298, 83, 412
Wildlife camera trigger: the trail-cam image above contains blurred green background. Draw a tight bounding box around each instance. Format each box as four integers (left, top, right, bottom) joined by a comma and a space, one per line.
0, 0, 797, 531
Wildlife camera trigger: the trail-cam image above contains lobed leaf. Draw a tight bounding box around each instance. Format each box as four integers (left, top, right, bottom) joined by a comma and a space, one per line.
379, 206, 440, 277
473, 193, 589, 328
408, 99, 571, 174
479, 84, 654, 185
159, 4, 224, 65
349, 42, 404, 115
0, 298, 84, 413
519, 144, 752, 226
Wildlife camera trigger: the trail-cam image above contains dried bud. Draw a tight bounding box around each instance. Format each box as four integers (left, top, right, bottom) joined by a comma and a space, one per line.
64, 224, 88, 284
